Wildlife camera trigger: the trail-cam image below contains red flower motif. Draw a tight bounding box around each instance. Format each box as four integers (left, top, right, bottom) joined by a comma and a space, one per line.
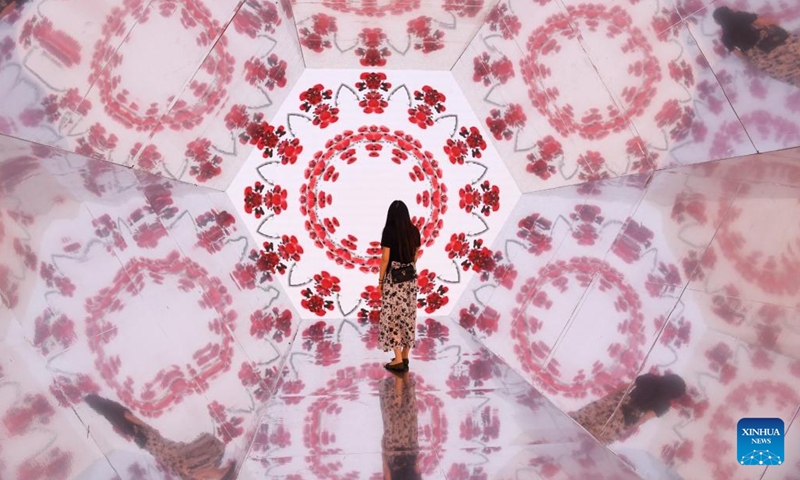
312, 103, 339, 128
517, 213, 553, 255
488, 103, 527, 140
655, 99, 695, 141
243, 181, 266, 218
301, 291, 333, 316
277, 235, 304, 262
705, 342, 737, 384
443, 0, 484, 18
445, 233, 470, 259
313, 271, 341, 296
3, 393, 56, 436
250, 307, 294, 343
359, 91, 388, 114
264, 185, 288, 214
356, 29, 390, 66
408, 104, 434, 129
256, 245, 283, 275
444, 139, 469, 165
356, 72, 391, 92
671, 191, 707, 224
473, 52, 492, 86
490, 56, 515, 84
646, 262, 681, 297
458, 184, 481, 213
233, 1, 282, 36
611, 219, 654, 264
468, 247, 497, 273
486, 4, 521, 39
300, 84, 330, 109
224, 104, 250, 132
277, 138, 303, 165
407, 17, 445, 53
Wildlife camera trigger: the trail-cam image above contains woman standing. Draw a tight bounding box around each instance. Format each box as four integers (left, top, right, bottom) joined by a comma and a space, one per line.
569, 373, 687, 445
713, 6, 800, 88
378, 200, 421, 372
84, 395, 237, 480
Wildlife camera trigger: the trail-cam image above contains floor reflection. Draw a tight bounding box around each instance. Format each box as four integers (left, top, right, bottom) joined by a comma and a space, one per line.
85, 395, 237, 480
380, 372, 420, 480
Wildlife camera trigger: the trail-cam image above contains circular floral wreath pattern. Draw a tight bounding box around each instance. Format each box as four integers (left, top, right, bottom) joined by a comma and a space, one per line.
301, 125, 446, 273
84, 251, 235, 416
303, 363, 445, 478
90, 0, 234, 132
511, 256, 647, 397
240, 72, 503, 318
520, 4, 660, 140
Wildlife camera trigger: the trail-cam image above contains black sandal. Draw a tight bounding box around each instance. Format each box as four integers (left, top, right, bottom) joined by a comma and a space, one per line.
392, 357, 410, 367
384, 361, 408, 372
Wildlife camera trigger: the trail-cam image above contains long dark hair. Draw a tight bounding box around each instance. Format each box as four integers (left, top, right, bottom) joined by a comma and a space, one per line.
712, 6, 736, 26
626, 373, 686, 418
388, 453, 421, 480
84, 394, 147, 447
383, 200, 418, 262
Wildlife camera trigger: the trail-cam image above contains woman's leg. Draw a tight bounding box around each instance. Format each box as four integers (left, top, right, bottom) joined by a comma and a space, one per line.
401, 346, 410, 360
389, 347, 403, 365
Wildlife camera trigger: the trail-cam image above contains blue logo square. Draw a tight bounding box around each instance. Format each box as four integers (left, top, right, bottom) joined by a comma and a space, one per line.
738, 418, 784, 466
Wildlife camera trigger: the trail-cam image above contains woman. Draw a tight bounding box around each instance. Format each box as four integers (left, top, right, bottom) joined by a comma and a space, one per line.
713, 6, 800, 87
84, 395, 237, 480
378, 200, 421, 372
569, 373, 686, 445
379, 371, 422, 480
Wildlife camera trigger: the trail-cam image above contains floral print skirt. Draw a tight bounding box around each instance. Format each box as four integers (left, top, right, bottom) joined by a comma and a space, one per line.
747, 30, 800, 87
569, 389, 643, 445
379, 261, 417, 351
140, 425, 225, 479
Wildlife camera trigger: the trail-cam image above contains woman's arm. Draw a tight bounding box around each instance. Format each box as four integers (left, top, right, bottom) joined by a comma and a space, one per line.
754, 15, 779, 27
379, 247, 390, 294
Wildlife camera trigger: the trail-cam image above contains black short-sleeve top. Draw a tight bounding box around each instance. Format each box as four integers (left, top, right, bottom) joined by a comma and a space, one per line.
381, 225, 421, 264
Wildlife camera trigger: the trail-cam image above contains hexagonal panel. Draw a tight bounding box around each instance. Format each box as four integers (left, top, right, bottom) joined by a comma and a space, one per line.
227, 69, 521, 319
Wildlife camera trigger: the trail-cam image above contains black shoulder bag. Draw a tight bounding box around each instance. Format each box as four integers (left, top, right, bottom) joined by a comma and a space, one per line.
390, 263, 416, 283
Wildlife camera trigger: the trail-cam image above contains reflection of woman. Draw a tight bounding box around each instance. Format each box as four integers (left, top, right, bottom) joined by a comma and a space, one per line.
378, 200, 421, 372
84, 395, 236, 480
713, 6, 800, 87
569, 373, 686, 445
380, 372, 421, 480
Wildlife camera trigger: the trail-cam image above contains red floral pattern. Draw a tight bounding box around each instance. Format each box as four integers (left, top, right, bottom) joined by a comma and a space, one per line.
512, 257, 647, 397
301, 271, 341, 316
521, 4, 660, 140
299, 14, 337, 53
407, 16, 445, 53
458, 181, 500, 216
356, 72, 392, 114
526, 135, 563, 180
473, 52, 515, 86
356, 28, 391, 67
486, 4, 521, 40
243, 181, 288, 219
301, 126, 445, 272
485, 103, 526, 141
517, 212, 553, 256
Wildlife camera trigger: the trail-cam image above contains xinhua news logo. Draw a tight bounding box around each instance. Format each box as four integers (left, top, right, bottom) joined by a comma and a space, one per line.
737, 418, 784, 466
